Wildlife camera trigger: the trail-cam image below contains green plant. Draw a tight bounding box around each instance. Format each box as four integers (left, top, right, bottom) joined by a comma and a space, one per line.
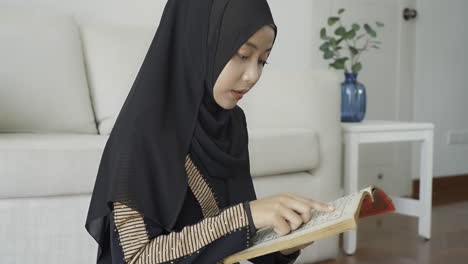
319, 8, 384, 73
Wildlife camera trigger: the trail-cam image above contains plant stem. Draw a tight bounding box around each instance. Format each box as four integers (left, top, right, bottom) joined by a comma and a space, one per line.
331, 41, 349, 72
352, 38, 356, 66
354, 37, 370, 65
338, 20, 353, 72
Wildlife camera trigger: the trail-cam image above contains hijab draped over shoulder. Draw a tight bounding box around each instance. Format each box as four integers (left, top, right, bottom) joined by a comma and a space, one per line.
85, 0, 277, 258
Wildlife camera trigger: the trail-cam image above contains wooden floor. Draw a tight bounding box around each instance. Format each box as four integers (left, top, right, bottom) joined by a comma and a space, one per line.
314, 199, 468, 264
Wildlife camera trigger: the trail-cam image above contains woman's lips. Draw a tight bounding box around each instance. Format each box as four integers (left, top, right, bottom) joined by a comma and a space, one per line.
231, 90, 243, 100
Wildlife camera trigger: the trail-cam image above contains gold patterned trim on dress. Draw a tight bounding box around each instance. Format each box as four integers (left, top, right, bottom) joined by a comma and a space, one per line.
185, 153, 221, 217
112, 154, 252, 263
113, 201, 150, 262
132, 203, 248, 264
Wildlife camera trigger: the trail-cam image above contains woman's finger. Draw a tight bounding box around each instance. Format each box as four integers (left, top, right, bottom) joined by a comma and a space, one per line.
277, 196, 313, 223
272, 208, 292, 236
283, 192, 335, 212
276, 202, 305, 231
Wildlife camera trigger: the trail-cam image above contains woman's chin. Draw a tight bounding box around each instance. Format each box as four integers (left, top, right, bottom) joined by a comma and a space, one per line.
222, 102, 237, 110
216, 98, 237, 110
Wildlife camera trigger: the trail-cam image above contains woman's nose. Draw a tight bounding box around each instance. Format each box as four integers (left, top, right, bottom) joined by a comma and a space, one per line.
242, 63, 260, 85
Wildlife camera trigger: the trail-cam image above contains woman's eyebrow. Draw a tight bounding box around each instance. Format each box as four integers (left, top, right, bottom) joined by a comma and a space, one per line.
244, 41, 272, 53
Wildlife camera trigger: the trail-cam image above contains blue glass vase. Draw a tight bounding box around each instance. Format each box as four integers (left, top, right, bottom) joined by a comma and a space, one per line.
341, 72, 366, 122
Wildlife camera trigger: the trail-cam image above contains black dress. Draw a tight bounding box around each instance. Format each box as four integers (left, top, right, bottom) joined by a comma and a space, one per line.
97, 153, 300, 264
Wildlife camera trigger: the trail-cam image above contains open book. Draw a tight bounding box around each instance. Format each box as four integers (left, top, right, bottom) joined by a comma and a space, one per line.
222, 185, 395, 263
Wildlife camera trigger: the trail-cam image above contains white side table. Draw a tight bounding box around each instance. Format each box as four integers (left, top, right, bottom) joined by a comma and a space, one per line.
341, 120, 434, 255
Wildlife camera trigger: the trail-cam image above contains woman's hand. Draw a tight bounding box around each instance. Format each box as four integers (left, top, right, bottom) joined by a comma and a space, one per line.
279, 241, 315, 256
248, 192, 335, 235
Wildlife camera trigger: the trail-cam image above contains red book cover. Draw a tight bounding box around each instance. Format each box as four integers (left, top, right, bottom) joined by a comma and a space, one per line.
358, 187, 396, 219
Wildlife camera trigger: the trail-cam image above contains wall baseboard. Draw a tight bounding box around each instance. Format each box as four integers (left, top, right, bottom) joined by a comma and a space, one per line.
412, 173, 468, 206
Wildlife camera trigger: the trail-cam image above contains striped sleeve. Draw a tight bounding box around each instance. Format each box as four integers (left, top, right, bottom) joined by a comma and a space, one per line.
111, 200, 254, 264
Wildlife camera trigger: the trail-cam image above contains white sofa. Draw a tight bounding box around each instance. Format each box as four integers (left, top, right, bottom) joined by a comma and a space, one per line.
0, 6, 342, 264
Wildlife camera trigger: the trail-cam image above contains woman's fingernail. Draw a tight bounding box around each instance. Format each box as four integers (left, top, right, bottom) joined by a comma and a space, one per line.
328, 205, 335, 211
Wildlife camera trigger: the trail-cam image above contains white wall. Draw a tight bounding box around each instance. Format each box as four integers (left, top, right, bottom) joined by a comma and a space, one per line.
413, 0, 468, 178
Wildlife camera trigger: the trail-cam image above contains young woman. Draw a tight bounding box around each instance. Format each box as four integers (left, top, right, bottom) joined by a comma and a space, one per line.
85, 0, 334, 263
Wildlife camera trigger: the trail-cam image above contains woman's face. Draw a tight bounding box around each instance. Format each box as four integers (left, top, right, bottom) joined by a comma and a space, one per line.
213, 25, 276, 109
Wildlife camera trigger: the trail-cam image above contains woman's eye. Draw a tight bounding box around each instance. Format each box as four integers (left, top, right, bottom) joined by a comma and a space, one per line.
238, 54, 248, 60
238, 53, 268, 66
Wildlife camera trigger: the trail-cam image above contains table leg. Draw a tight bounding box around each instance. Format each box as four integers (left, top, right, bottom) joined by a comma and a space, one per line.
343, 134, 359, 255
418, 130, 433, 239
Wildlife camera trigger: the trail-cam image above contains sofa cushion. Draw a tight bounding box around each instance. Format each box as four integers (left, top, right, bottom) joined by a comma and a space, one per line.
80, 23, 155, 135
248, 128, 319, 177
0, 129, 319, 198
0, 133, 106, 199
0, 8, 97, 134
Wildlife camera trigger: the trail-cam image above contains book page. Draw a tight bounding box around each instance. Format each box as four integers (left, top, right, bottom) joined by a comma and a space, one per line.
223, 186, 396, 263
248, 186, 374, 248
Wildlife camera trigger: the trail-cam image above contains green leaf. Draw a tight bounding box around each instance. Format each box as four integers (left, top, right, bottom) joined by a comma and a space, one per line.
338, 8, 345, 14
345, 29, 356, 39
330, 37, 337, 46
336, 57, 349, 63
352, 62, 362, 73
324, 50, 335, 59
352, 23, 360, 31
349, 46, 359, 55
320, 28, 327, 40
319, 42, 330, 51
330, 57, 348, 70
376, 21, 384, 27
335, 26, 346, 36
364, 23, 377, 37
329, 62, 340, 70
328, 17, 340, 26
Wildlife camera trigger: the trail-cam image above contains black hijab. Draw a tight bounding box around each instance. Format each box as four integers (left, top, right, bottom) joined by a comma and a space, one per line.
85, 0, 277, 257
